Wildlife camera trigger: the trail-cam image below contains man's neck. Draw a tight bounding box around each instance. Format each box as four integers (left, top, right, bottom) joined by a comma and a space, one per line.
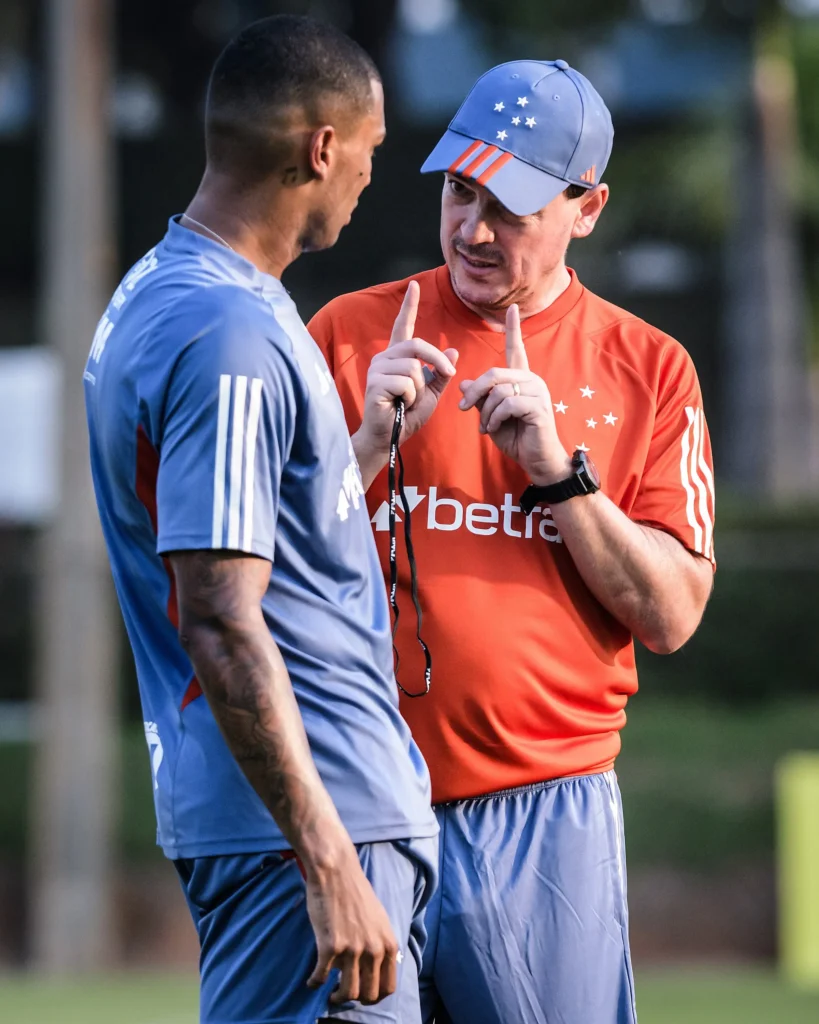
458, 263, 572, 331
183, 173, 307, 279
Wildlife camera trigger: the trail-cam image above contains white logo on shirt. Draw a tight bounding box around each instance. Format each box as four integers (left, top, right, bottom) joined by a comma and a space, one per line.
371, 487, 563, 543
88, 249, 161, 372
112, 248, 159, 309
336, 453, 366, 522
89, 313, 115, 364
144, 721, 164, 792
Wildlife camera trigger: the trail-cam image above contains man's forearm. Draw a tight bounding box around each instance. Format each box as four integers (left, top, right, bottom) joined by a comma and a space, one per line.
182, 617, 350, 874
172, 551, 352, 878
549, 491, 712, 653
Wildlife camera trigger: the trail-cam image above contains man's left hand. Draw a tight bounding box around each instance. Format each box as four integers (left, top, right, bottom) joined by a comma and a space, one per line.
458, 304, 572, 485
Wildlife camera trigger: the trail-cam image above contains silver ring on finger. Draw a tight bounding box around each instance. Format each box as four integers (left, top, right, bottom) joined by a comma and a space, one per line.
512, 382, 521, 397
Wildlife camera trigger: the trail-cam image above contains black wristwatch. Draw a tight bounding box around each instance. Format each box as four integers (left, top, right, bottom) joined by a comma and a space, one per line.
519, 449, 601, 515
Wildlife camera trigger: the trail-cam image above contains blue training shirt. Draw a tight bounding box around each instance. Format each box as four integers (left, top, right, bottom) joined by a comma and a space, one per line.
84, 217, 436, 859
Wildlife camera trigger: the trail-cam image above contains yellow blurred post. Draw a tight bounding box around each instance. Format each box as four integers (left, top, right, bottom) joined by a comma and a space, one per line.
777, 753, 819, 988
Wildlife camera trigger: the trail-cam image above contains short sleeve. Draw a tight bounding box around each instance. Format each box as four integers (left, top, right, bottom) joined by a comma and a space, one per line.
155, 307, 297, 560
629, 341, 716, 564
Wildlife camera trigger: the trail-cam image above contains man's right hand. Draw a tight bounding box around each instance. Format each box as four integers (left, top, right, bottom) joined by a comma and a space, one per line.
306, 842, 400, 1006
353, 281, 458, 488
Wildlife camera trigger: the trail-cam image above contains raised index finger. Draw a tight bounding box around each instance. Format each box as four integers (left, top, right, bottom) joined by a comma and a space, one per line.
505, 303, 528, 371
389, 280, 420, 347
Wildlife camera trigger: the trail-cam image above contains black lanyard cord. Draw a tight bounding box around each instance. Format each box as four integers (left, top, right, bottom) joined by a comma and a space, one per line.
388, 398, 432, 697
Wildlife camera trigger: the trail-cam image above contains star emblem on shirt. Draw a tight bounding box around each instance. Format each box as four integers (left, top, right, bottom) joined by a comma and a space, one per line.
586, 418, 597, 429
554, 400, 568, 414
517, 96, 529, 107
525, 116, 537, 128
580, 385, 595, 399
494, 101, 505, 112
497, 130, 508, 141
511, 116, 521, 126
576, 442, 591, 452
604, 412, 618, 426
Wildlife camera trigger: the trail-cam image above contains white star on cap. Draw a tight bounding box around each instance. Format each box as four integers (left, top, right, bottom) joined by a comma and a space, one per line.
497, 130, 508, 141
517, 96, 529, 107
494, 101, 505, 112
577, 443, 591, 452
554, 400, 568, 414
580, 385, 595, 399
604, 412, 618, 426
586, 418, 597, 429
511, 116, 521, 126
525, 116, 537, 128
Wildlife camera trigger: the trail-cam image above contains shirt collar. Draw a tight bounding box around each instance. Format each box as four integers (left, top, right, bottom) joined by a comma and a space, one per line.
162, 215, 286, 299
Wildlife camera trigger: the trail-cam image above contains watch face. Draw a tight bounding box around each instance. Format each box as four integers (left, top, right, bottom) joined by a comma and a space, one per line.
573, 449, 601, 489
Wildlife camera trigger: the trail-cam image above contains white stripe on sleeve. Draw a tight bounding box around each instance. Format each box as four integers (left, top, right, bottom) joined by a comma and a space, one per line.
227, 375, 248, 549
680, 407, 703, 553
689, 406, 710, 557
696, 409, 715, 558
211, 374, 232, 548
241, 378, 264, 552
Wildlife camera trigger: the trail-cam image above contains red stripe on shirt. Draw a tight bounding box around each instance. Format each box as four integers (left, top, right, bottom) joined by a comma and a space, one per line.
136, 425, 202, 710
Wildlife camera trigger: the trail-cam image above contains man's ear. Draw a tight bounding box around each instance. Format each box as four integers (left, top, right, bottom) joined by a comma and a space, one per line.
571, 183, 609, 240
307, 125, 336, 182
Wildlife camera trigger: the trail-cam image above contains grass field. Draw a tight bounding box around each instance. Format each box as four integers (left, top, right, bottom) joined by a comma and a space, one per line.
1, 968, 819, 1023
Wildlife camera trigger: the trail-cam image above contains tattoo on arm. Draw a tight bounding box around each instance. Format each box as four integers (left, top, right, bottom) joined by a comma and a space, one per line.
170, 550, 339, 856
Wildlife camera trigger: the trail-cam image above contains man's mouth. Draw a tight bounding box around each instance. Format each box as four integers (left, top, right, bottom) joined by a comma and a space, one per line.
455, 250, 500, 270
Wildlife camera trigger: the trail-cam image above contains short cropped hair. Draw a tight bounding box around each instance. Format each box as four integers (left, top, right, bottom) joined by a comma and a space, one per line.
205, 15, 380, 182
564, 184, 589, 200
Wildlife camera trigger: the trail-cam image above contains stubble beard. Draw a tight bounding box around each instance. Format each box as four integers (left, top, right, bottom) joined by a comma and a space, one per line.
299, 208, 334, 254
449, 257, 522, 314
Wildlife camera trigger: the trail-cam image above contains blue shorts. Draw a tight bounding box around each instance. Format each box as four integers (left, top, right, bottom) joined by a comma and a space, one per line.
175, 837, 437, 1024
420, 771, 637, 1024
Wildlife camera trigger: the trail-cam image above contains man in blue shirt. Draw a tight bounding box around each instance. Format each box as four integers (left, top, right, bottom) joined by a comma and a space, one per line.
84, 16, 455, 1023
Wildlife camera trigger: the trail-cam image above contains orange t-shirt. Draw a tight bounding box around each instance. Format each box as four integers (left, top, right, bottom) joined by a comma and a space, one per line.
308, 266, 715, 803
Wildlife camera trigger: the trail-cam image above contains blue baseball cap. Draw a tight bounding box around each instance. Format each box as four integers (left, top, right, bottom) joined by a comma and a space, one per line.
421, 60, 614, 217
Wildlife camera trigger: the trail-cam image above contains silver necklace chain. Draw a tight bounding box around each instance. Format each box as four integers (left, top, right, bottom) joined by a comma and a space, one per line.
180, 213, 236, 252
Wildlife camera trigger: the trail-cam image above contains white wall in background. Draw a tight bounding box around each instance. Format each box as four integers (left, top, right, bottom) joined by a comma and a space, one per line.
0, 347, 60, 524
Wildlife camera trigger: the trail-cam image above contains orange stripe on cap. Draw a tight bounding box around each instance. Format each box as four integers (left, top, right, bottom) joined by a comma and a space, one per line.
463, 144, 498, 180
476, 151, 514, 186
448, 139, 483, 174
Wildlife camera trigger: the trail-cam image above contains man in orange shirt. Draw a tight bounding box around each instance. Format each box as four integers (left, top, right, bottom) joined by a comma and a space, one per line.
309, 60, 714, 1024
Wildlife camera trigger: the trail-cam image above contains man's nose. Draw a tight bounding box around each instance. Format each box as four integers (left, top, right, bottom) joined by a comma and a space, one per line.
459, 207, 494, 246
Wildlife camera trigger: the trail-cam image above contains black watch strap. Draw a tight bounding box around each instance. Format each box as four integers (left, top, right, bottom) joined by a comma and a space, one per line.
520, 475, 591, 514
519, 451, 600, 514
